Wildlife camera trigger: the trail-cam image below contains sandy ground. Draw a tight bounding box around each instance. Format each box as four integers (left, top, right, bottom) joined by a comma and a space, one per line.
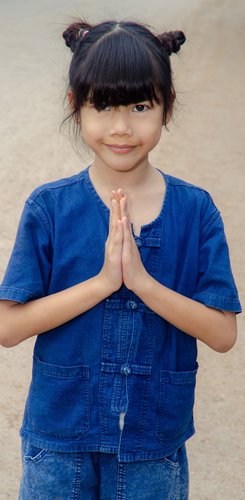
0, 0, 244, 498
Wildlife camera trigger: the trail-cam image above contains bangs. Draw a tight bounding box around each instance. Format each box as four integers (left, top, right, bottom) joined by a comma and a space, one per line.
74, 30, 162, 108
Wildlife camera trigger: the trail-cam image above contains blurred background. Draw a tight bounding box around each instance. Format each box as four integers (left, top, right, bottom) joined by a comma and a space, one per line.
0, 0, 244, 498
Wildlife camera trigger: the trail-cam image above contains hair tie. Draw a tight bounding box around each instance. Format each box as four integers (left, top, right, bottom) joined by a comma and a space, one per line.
78, 28, 90, 39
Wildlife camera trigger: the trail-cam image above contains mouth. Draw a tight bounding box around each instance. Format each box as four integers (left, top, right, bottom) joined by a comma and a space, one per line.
105, 144, 136, 154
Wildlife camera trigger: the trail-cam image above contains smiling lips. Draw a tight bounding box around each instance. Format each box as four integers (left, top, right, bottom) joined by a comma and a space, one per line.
106, 144, 136, 153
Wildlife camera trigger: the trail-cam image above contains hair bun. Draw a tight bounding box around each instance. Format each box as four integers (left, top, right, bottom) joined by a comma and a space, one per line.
63, 20, 92, 53
157, 30, 186, 55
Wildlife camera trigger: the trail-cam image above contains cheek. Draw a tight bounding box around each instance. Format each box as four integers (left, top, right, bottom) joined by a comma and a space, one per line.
153, 122, 163, 143
80, 109, 103, 140
140, 120, 162, 145
81, 121, 102, 144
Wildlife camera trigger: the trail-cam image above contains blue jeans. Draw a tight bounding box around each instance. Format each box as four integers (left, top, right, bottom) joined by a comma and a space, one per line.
18, 437, 189, 499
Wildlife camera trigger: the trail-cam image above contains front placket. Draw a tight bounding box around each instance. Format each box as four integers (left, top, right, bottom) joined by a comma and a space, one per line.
98, 230, 162, 459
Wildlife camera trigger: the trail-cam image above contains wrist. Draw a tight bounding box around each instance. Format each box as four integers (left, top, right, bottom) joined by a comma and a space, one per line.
132, 271, 154, 298
96, 272, 117, 297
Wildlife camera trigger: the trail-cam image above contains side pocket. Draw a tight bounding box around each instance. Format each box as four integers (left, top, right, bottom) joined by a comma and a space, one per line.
27, 356, 90, 439
23, 439, 50, 464
155, 363, 198, 445
159, 449, 179, 470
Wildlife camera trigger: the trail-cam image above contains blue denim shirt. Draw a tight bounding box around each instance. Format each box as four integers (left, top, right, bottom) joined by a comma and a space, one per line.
0, 166, 242, 462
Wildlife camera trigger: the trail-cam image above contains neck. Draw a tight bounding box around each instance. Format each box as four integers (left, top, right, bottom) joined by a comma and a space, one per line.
89, 159, 155, 192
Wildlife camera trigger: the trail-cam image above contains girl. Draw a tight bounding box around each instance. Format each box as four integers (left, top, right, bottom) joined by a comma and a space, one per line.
0, 18, 242, 500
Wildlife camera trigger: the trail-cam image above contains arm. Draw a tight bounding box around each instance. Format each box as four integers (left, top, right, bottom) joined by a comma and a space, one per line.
0, 187, 125, 349
134, 273, 237, 353
0, 274, 113, 348
117, 191, 238, 354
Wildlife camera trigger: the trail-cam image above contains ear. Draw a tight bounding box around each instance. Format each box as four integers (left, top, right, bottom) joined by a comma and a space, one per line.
67, 90, 81, 125
67, 90, 74, 109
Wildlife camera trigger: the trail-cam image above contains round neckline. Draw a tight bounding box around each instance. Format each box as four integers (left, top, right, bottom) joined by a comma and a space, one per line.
83, 164, 169, 238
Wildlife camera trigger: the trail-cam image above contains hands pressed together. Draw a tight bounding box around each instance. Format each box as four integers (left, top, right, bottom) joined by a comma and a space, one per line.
100, 188, 149, 293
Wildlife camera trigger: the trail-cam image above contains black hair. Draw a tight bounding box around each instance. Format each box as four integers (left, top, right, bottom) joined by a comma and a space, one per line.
61, 18, 186, 147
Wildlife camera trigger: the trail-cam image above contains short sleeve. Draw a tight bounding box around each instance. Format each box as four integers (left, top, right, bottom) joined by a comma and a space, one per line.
0, 199, 52, 304
192, 207, 242, 314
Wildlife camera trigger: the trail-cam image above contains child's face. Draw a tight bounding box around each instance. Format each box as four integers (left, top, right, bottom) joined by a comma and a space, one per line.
78, 96, 167, 171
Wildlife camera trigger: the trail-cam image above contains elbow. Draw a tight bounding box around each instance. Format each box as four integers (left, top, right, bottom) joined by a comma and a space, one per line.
215, 343, 235, 354
0, 326, 8, 347
0, 332, 14, 348
213, 325, 237, 353
216, 335, 237, 353
0, 329, 18, 348
0, 336, 12, 348
1, 338, 19, 348
209, 310, 238, 353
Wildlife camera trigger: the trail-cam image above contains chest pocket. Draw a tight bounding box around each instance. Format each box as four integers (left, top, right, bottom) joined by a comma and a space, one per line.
155, 363, 199, 445
27, 356, 90, 439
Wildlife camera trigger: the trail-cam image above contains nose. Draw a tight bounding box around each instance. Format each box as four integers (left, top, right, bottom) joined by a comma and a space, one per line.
109, 110, 133, 136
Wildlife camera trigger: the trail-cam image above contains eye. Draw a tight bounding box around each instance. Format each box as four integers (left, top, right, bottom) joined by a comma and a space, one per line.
96, 103, 110, 112
133, 103, 151, 112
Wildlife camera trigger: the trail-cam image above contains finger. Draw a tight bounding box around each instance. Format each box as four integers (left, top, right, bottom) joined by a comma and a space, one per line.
117, 189, 125, 214
110, 191, 120, 231
124, 198, 131, 222
109, 198, 117, 233
125, 198, 134, 236
120, 197, 127, 225
115, 219, 123, 242
112, 220, 124, 254
115, 190, 121, 220
117, 188, 124, 199
120, 193, 130, 220
122, 215, 131, 245
120, 196, 133, 235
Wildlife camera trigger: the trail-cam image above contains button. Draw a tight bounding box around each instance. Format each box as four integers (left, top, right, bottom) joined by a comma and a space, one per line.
121, 364, 131, 375
135, 237, 142, 248
127, 300, 137, 309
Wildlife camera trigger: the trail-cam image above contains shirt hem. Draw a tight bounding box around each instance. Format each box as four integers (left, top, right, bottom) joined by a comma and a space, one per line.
19, 426, 195, 463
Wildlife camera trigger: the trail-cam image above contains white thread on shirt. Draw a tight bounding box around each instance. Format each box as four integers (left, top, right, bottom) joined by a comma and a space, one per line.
119, 412, 126, 431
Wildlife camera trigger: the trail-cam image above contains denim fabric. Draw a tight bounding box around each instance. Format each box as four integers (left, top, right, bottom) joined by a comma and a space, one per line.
0, 165, 242, 462
19, 437, 189, 499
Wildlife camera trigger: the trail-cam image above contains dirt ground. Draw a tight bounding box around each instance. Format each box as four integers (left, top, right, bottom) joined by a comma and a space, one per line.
0, 0, 244, 498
